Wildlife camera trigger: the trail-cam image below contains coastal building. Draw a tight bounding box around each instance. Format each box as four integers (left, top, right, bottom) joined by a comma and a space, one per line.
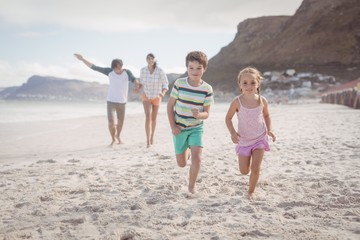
321, 79, 360, 109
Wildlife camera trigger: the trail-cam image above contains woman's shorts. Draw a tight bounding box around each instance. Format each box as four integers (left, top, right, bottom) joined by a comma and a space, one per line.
173, 126, 203, 155
141, 92, 161, 106
235, 139, 270, 157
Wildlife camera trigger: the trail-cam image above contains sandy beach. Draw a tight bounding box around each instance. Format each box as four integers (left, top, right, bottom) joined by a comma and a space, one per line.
0, 102, 359, 239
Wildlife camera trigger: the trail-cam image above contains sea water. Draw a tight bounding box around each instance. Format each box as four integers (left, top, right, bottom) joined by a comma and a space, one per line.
0, 100, 149, 123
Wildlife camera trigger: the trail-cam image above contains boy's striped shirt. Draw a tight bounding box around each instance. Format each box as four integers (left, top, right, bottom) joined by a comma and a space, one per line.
170, 77, 214, 128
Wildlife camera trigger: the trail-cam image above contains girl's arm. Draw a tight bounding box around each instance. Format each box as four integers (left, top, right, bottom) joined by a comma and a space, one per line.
262, 97, 276, 142
225, 99, 239, 144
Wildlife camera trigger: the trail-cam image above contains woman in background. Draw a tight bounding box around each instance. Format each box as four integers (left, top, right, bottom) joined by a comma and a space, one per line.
136, 53, 169, 147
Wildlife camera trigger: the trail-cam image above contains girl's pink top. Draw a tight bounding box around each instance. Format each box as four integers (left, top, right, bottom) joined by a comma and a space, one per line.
236, 97, 267, 146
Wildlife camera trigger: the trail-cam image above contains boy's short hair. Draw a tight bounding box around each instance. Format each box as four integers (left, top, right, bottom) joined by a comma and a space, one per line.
185, 51, 208, 69
111, 59, 123, 69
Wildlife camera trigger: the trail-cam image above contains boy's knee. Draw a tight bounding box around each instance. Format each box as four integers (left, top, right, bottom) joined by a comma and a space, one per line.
176, 157, 186, 168
239, 168, 250, 175
177, 162, 186, 168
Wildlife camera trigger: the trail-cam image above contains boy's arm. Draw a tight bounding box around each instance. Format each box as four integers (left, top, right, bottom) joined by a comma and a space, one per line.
191, 105, 210, 120
167, 97, 181, 135
192, 86, 213, 119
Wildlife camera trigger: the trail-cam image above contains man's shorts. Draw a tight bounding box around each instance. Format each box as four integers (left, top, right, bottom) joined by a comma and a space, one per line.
235, 139, 270, 157
173, 126, 203, 155
107, 101, 126, 122
141, 92, 161, 106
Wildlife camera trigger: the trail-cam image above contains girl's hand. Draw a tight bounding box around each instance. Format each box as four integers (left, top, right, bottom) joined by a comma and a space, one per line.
231, 133, 239, 144
172, 126, 182, 136
268, 131, 276, 142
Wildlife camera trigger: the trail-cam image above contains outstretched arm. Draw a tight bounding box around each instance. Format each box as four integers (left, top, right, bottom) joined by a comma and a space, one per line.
74, 53, 93, 68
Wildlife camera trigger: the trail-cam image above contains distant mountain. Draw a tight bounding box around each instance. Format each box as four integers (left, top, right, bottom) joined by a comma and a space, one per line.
0, 73, 183, 101
0, 75, 109, 101
204, 0, 360, 92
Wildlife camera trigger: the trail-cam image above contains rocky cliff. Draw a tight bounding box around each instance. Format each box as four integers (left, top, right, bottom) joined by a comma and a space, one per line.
204, 0, 360, 92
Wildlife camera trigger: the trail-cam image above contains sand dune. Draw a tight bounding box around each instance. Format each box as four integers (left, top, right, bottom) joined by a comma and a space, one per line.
0, 102, 359, 239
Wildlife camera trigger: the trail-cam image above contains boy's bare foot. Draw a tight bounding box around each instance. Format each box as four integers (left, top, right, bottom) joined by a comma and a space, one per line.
247, 191, 255, 200
188, 186, 196, 194
108, 141, 115, 147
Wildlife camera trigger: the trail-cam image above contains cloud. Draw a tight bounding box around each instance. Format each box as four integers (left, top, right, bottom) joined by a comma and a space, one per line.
0, 0, 302, 33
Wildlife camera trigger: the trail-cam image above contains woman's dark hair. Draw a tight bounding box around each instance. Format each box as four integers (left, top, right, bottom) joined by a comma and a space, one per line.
147, 53, 157, 69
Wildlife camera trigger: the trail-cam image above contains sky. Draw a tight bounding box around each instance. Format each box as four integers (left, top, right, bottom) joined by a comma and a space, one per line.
0, 0, 303, 87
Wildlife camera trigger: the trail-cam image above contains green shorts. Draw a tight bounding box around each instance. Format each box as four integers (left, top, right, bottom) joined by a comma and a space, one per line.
173, 126, 204, 155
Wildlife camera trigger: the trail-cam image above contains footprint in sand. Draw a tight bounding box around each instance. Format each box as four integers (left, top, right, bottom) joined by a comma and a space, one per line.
61, 218, 85, 225
67, 159, 80, 163
36, 159, 56, 164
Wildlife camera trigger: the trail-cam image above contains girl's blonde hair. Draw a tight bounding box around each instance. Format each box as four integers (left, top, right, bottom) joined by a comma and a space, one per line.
237, 67, 264, 105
